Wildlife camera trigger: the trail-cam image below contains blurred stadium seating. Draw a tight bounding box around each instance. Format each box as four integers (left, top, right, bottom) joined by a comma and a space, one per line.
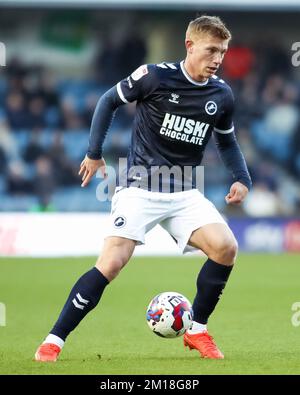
0, 9, 299, 215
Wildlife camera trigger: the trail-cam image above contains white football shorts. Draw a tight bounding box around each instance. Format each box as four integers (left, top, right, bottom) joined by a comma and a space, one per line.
105, 186, 228, 254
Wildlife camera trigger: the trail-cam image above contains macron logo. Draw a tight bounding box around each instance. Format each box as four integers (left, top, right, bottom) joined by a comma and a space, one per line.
72, 293, 89, 310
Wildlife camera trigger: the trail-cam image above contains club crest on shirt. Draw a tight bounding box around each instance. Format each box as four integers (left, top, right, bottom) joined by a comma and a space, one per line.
205, 101, 217, 115
131, 65, 148, 81
114, 216, 126, 228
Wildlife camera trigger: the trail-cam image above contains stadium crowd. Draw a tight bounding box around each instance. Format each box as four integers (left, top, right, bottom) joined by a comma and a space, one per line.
0, 38, 299, 215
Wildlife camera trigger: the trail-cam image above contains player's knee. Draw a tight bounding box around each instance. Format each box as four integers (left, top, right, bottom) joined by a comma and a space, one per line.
95, 237, 135, 281
96, 255, 127, 281
226, 238, 238, 263
213, 236, 238, 265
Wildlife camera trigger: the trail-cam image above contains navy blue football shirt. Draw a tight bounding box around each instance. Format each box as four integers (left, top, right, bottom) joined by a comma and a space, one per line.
87, 60, 251, 192
116, 61, 234, 191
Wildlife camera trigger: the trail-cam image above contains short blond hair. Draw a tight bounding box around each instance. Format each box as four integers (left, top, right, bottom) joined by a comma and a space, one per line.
186, 15, 231, 41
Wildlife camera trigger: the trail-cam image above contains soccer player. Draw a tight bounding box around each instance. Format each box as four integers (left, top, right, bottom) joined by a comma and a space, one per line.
35, 15, 251, 361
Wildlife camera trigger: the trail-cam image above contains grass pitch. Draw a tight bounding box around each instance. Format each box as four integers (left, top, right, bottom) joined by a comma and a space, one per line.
0, 254, 299, 375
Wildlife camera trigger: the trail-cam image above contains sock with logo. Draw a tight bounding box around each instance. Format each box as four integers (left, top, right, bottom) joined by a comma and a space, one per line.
192, 258, 233, 325
49, 267, 109, 343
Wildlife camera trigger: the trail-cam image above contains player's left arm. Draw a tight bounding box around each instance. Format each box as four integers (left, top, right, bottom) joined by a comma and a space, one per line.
214, 87, 252, 205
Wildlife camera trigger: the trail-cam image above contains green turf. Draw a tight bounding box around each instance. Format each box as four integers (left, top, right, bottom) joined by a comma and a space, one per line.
0, 254, 299, 375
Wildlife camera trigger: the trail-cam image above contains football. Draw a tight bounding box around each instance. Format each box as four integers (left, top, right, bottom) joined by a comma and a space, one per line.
146, 292, 193, 338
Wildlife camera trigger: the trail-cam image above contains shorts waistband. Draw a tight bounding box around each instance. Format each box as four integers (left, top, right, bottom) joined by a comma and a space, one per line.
115, 186, 202, 199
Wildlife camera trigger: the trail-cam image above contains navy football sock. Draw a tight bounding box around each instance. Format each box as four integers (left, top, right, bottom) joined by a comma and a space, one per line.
50, 267, 109, 341
192, 258, 233, 325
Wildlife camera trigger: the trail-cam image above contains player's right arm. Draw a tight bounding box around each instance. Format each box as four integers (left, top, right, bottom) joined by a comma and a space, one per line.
80, 65, 158, 187
80, 85, 123, 187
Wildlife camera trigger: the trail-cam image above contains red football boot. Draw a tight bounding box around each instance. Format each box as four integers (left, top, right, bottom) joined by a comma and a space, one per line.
184, 331, 224, 359
35, 343, 61, 362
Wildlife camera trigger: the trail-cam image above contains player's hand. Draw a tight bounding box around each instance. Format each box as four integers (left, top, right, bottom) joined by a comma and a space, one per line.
78, 155, 107, 187
225, 181, 248, 205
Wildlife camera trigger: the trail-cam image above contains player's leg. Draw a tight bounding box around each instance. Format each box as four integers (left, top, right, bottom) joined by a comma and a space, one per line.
35, 236, 135, 362
188, 223, 237, 325
35, 186, 168, 362
184, 223, 237, 359
161, 190, 237, 358
95, 236, 137, 281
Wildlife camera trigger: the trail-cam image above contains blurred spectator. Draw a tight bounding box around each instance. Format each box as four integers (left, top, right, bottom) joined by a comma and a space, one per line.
0, 118, 19, 161
23, 129, 45, 163
5, 91, 29, 130
118, 29, 147, 77
33, 155, 55, 211
31, 69, 60, 108
0, 146, 5, 174
94, 29, 147, 85
222, 45, 255, 80
94, 35, 124, 85
61, 96, 84, 130
48, 132, 79, 186
83, 92, 99, 127
251, 160, 278, 192
27, 97, 47, 129
5, 57, 28, 94
290, 121, 300, 177
0, 35, 299, 215
258, 42, 292, 78
277, 174, 300, 216
262, 92, 298, 163
235, 73, 262, 127
6, 161, 32, 195
261, 74, 286, 108
243, 182, 283, 217
5, 57, 28, 80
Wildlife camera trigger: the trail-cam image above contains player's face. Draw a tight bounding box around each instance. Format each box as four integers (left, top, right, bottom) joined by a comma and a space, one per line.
185, 34, 229, 81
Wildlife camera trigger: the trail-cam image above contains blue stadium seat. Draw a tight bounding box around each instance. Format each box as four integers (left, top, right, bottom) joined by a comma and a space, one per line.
39, 129, 54, 148
45, 107, 61, 128
57, 79, 109, 114
0, 175, 5, 194
0, 194, 38, 212
63, 130, 89, 160
205, 185, 228, 211
250, 120, 291, 162
51, 186, 110, 212
13, 129, 30, 153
